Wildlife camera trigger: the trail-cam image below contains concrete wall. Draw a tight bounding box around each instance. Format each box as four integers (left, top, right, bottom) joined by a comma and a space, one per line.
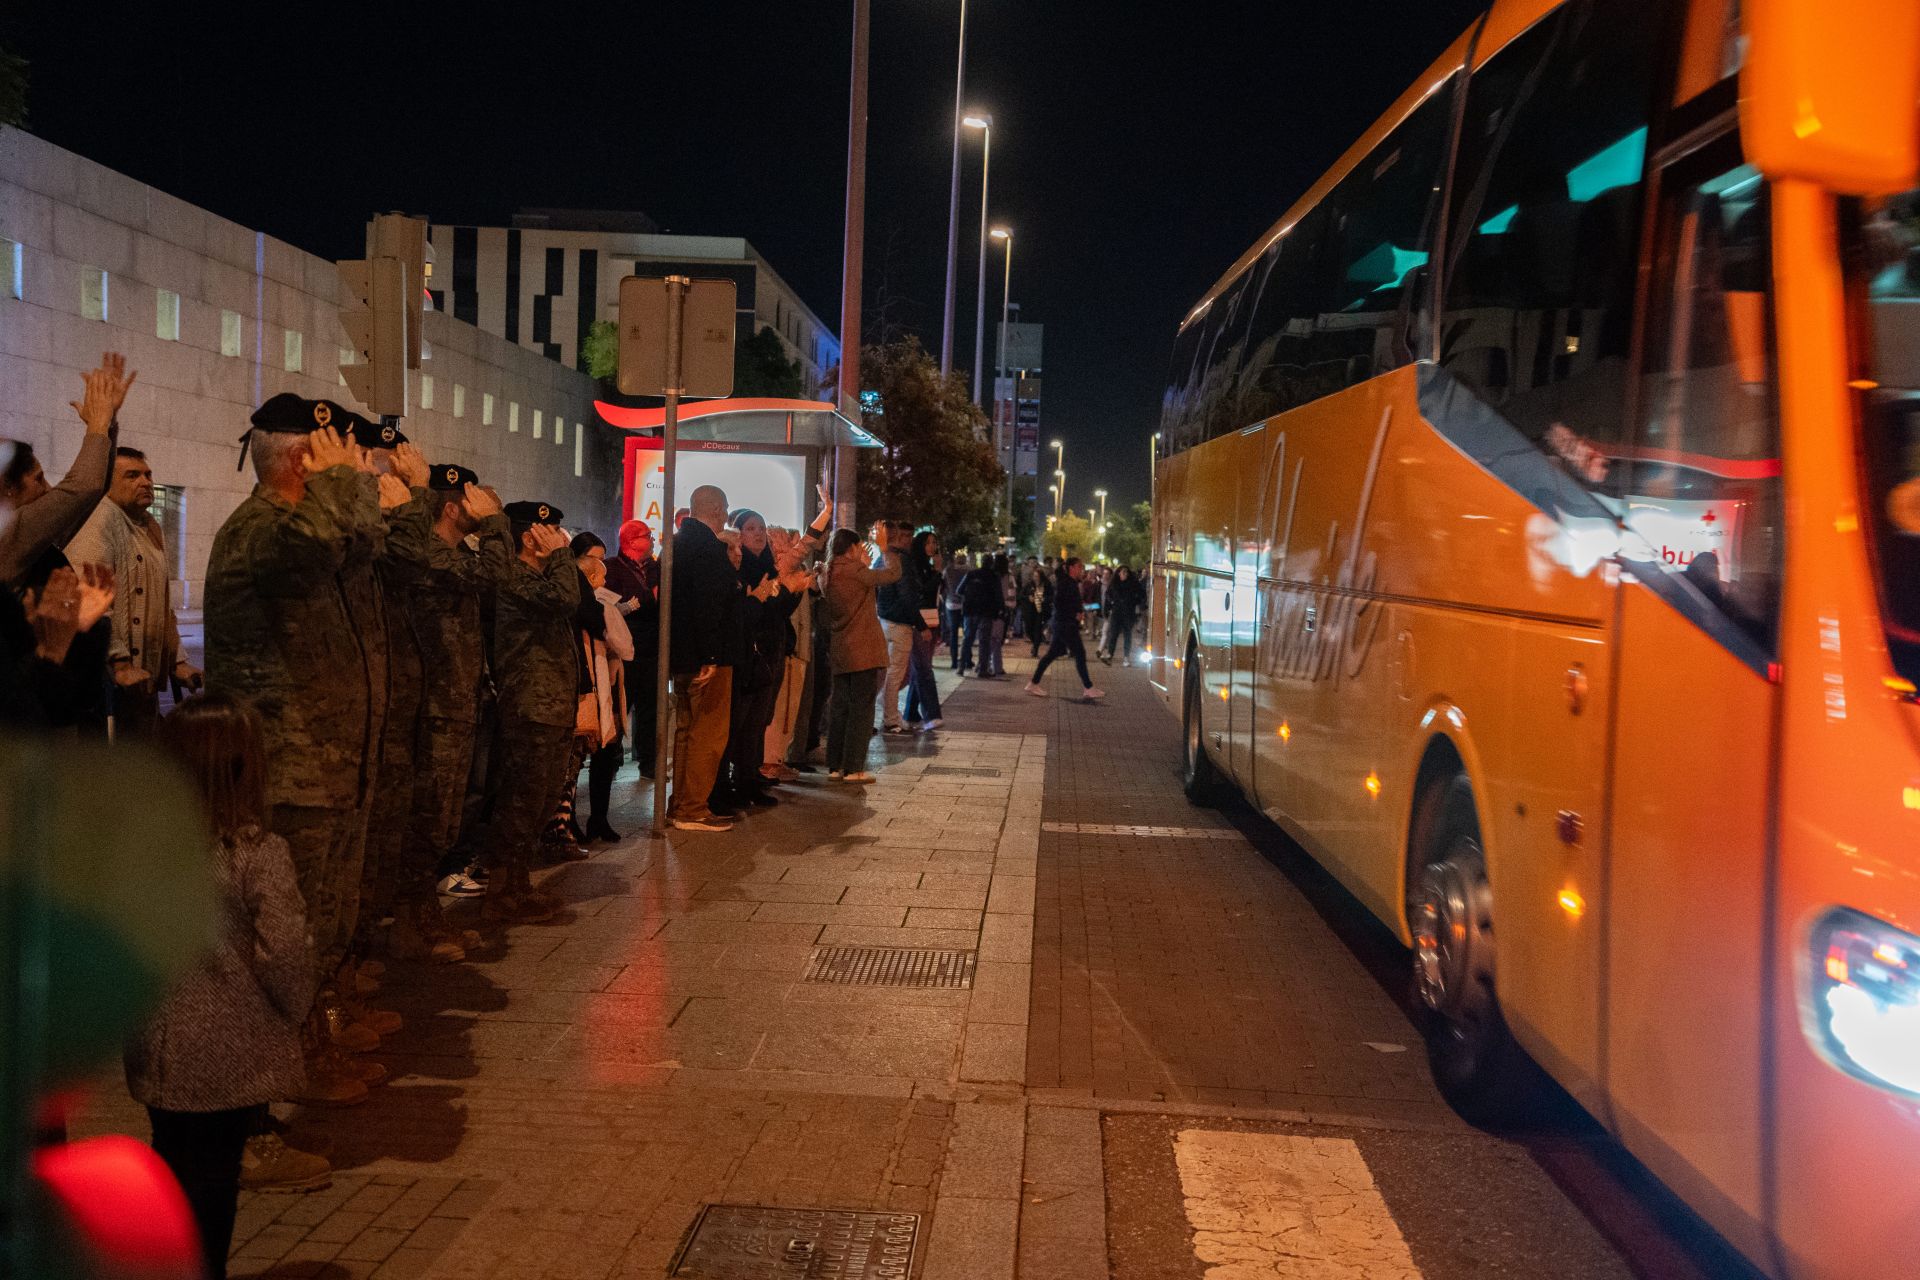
0, 128, 622, 607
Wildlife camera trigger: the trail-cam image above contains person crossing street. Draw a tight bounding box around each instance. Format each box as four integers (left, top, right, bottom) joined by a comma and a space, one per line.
1025, 557, 1103, 701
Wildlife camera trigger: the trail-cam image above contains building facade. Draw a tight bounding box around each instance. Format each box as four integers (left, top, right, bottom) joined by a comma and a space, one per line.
0, 129, 621, 608
427, 213, 840, 395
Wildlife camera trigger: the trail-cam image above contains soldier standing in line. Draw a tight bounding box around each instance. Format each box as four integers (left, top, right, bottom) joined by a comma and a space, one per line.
203, 394, 396, 1106
482, 500, 580, 923
395, 464, 513, 959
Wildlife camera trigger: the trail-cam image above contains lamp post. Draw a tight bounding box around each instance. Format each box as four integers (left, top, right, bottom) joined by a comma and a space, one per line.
991, 226, 1013, 529
1149, 431, 1159, 509
1051, 439, 1064, 522
1101, 521, 1112, 562
939, 0, 969, 376
1094, 489, 1107, 560
1053, 469, 1065, 520
964, 113, 992, 406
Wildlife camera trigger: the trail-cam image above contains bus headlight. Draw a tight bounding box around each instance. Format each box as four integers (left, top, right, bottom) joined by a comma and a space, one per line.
1811, 908, 1920, 1096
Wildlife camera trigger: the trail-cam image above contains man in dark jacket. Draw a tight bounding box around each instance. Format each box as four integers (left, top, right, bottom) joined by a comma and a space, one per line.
957, 557, 1003, 677
1025, 558, 1104, 700
666, 484, 742, 831
872, 521, 922, 732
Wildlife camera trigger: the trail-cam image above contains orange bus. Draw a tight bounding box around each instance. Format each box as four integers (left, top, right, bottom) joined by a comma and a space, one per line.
1147, 1, 1920, 1275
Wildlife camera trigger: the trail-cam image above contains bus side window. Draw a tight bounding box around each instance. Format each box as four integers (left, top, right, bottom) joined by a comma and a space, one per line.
1622, 145, 1783, 650
1437, 0, 1663, 486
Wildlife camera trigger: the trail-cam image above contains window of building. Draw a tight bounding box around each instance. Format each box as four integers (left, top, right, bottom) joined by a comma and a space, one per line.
574, 426, 584, 478
2, 239, 21, 300
81, 268, 108, 321
453, 384, 466, 419
555, 417, 566, 445
155, 289, 181, 341
221, 310, 243, 358
532, 408, 543, 439
148, 484, 189, 584
337, 348, 353, 386
1436, 0, 1662, 480
421, 374, 435, 410
283, 330, 303, 373
509, 402, 520, 433
483, 392, 496, 425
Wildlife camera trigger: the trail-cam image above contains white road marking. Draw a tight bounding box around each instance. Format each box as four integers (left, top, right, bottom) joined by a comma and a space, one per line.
1173, 1130, 1423, 1279
1041, 822, 1245, 839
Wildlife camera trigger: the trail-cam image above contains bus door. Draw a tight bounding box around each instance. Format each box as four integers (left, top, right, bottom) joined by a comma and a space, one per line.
1228, 425, 1269, 786
1185, 434, 1240, 734
1601, 127, 1781, 1259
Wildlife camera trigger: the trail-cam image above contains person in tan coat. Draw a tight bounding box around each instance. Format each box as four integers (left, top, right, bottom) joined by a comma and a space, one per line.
822, 524, 901, 782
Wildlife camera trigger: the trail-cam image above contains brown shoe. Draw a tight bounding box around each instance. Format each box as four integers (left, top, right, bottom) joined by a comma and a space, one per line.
421, 897, 483, 951
388, 901, 464, 963
482, 888, 554, 925
320, 990, 381, 1054
328, 1047, 387, 1088
344, 994, 402, 1037
295, 1052, 368, 1107
239, 1132, 333, 1192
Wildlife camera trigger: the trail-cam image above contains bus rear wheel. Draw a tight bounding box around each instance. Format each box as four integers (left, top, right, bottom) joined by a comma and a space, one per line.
1410, 775, 1535, 1123
1181, 655, 1223, 806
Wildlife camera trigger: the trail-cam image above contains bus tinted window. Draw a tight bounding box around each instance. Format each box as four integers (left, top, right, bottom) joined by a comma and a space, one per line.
1439, 0, 1662, 484
1853, 187, 1920, 682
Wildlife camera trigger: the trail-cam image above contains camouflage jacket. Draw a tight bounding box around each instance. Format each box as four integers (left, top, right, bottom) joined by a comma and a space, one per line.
204, 467, 381, 810
491, 550, 581, 729
374, 488, 436, 753
413, 515, 514, 724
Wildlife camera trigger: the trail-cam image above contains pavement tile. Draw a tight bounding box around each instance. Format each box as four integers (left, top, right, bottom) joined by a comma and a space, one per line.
816, 924, 979, 949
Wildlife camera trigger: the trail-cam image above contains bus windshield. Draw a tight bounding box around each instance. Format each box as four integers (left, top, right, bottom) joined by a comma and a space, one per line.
1855, 189, 1920, 683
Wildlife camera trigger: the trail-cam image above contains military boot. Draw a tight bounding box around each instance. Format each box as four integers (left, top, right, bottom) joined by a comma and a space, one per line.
483, 876, 554, 925
514, 864, 563, 913
327, 1045, 387, 1088
420, 897, 483, 952
319, 988, 382, 1053
388, 900, 464, 963
335, 963, 403, 1037
298, 1016, 369, 1105
239, 1131, 333, 1192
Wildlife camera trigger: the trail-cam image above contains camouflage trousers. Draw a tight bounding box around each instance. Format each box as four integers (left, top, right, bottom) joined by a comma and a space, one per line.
406, 715, 478, 898
355, 699, 420, 949
271, 803, 369, 986
482, 717, 573, 876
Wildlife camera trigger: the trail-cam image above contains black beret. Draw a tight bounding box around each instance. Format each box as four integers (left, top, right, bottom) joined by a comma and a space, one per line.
504, 500, 564, 525
248, 393, 339, 435
341, 411, 405, 451
430, 462, 479, 491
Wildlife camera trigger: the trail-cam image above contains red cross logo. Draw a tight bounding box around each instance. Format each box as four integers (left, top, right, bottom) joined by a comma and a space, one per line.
1701, 510, 1717, 524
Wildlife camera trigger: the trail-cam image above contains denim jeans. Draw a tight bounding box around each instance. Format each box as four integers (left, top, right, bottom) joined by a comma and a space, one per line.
904, 627, 943, 723
960, 613, 994, 673
985, 617, 1007, 676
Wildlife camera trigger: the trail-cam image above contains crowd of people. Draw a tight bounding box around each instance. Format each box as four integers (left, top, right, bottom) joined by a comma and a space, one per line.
0, 354, 1147, 1279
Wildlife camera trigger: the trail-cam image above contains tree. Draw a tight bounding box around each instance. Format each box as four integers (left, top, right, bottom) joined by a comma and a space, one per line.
581, 320, 618, 383
1103, 501, 1154, 568
1043, 510, 1095, 561
735, 325, 807, 398
0, 46, 26, 127
856, 336, 1004, 549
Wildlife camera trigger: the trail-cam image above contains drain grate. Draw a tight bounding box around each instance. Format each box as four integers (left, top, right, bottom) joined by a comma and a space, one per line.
670, 1204, 920, 1278
804, 946, 977, 989
925, 765, 1004, 778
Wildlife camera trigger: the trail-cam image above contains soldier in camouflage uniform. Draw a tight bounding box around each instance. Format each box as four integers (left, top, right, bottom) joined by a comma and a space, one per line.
397, 463, 513, 956
482, 500, 580, 924
203, 393, 394, 1100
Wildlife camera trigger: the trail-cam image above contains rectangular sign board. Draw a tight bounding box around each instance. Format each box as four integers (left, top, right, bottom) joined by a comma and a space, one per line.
617, 276, 737, 398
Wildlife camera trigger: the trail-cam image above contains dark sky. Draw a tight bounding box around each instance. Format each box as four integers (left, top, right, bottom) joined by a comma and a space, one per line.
8, 0, 1480, 510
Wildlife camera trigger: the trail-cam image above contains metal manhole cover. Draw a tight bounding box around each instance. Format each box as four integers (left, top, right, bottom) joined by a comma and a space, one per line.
804, 946, 977, 989
924, 765, 1003, 778
670, 1204, 920, 1278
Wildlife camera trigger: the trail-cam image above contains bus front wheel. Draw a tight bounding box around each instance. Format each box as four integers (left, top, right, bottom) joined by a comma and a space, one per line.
1181, 655, 1223, 806
1410, 775, 1535, 1122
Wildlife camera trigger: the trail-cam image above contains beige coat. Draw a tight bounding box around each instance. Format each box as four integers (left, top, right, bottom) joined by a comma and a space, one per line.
825, 548, 902, 674
66, 499, 180, 678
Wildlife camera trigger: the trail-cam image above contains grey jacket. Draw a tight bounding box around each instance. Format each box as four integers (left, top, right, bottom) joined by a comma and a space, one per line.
124, 826, 313, 1111
826, 548, 902, 674
0, 432, 112, 585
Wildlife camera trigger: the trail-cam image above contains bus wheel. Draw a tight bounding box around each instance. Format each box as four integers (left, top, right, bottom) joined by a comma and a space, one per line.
1410, 776, 1533, 1122
1181, 655, 1223, 806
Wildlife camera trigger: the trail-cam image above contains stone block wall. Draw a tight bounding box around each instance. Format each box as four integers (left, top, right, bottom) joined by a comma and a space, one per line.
0, 128, 623, 607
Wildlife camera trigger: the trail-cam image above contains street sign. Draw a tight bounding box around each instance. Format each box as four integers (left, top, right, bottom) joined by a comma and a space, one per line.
617, 276, 736, 398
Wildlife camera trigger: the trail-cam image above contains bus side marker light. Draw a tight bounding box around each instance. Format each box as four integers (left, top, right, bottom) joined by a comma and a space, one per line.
1836, 513, 1860, 533
1279, 722, 1291, 743
1557, 888, 1585, 920
1903, 787, 1920, 811
1365, 772, 1381, 799
1810, 909, 1920, 1097
1220, 686, 1230, 702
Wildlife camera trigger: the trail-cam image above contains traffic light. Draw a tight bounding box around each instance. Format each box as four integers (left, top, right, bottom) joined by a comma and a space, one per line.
337, 213, 429, 417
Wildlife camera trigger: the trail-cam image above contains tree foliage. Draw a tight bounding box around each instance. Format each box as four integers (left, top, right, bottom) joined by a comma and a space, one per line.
1042, 510, 1095, 561
1102, 501, 1154, 568
0, 46, 27, 127
581, 319, 618, 382
856, 336, 1004, 549
735, 325, 807, 398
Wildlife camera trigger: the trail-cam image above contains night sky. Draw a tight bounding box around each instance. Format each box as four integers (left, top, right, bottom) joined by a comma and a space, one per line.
8, 0, 1481, 509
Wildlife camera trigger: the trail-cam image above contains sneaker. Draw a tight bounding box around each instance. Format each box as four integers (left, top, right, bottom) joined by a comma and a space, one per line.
1082, 687, 1106, 700
438, 869, 485, 898
1100, 652, 1113, 666
1024, 684, 1048, 698
827, 770, 846, 781
240, 1132, 333, 1192
672, 815, 734, 832
844, 771, 877, 784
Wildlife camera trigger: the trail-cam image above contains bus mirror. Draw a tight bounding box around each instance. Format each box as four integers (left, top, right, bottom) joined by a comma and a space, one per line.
1740, 0, 1920, 195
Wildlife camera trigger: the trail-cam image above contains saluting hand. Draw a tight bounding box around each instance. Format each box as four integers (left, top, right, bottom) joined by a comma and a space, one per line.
462, 483, 504, 520
530, 524, 570, 558
391, 441, 430, 489
302, 427, 357, 475
377, 473, 411, 510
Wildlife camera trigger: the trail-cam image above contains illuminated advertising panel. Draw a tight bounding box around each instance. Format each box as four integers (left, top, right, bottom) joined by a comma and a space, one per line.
621, 437, 809, 531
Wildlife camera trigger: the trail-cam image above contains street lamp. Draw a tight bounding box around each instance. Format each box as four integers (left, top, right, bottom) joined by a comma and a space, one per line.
1101, 520, 1113, 562
991, 226, 1014, 530
1051, 439, 1065, 521
1094, 489, 1108, 560
940, 0, 970, 376
1053, 468, 1065, 520
1149, 431, 1160, 508
963, 114, 992, 406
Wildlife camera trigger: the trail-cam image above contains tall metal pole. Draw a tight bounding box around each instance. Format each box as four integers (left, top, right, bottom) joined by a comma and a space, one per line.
650, 275, 688, 836
970, 123, 991, 406
997, 233, 1013, 529
939, 0, 968, 375
836, 0, 870, 528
